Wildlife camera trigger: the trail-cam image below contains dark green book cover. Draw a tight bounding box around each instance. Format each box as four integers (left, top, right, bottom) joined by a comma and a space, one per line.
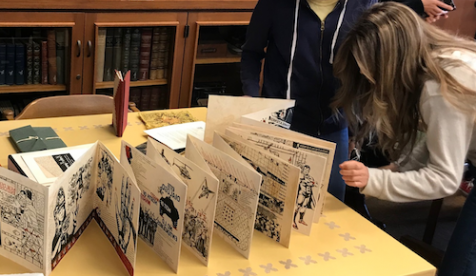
9, 125, 47, 152
35, 127, 67, 149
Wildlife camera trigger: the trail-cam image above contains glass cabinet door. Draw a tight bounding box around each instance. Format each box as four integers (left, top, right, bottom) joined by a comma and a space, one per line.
0, 12, 84, 119
84, 12, 188, 110
179, 12, 252, 108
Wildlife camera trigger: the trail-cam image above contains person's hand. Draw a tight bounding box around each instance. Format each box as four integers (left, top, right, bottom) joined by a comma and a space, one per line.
422, 0, 453, 17
425, 11, 449, 23
339, 161, 369, 189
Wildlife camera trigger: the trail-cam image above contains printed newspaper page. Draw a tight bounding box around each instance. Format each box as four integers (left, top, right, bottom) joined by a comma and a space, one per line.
213, 132, 300, 246
147, 138, 219, 266
120, 140, 187, 273
186, 135, 262, 259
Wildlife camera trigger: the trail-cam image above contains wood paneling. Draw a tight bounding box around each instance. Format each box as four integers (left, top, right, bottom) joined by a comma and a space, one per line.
0, 0, 258, 11
435, 0, 476, 38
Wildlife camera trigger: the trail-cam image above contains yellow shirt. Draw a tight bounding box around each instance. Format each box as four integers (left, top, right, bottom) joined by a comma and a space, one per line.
307, 0, 339, 21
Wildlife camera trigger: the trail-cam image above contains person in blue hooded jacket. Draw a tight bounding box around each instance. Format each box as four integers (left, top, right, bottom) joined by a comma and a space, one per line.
240, 0, 377, 201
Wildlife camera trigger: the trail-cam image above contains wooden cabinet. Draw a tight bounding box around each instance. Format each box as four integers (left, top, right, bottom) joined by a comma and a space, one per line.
179, 12, 252, 108
83, 12, 188, 109
0, 12, 85, 96
435, 0, 476, 38
0, 6, 254, 117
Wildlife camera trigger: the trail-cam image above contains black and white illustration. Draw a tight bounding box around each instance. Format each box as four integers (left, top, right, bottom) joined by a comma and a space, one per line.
51, 157, 92, 264
241, 104, 295, 130
293, 165, 317, 229
0, 174, 46, 270
214, 133, 299, 247
147, 138, 218, 265
96, 150, 114, 206
186, 135, 262, 259
225, 127, 329, 234
115, 176, 137, 254
138, 205, 158, 245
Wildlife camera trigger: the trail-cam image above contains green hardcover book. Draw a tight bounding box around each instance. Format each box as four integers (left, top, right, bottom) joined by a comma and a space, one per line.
9, 125, 47, 152
35, 127, 67, 149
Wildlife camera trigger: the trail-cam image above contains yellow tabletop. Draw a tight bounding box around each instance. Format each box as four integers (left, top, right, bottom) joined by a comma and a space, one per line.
0, 108, 436, 276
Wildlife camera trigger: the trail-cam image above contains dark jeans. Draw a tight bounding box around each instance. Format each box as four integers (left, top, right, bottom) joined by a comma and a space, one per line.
439, 163, 476, 276
318, 128, 348, 201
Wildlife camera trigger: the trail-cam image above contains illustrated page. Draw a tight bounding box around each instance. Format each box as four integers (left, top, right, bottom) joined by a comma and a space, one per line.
240, 103, 295, 130
186, 135, 262, 259
213, 133, 300, 245
95, 142, 140, 276
225, 128, 328, 234
120, 140, 187, 273
21, 145, 92, 185
147, 138, 219, 266
205, 95, 295, 143
47, 143, 98, 274
0, 167, 48, 275
232, 123, 335, 222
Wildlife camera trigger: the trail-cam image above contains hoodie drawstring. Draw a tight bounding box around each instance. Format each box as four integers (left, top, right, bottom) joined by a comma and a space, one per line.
286, 0, 301, 100
329, 0, 348, 64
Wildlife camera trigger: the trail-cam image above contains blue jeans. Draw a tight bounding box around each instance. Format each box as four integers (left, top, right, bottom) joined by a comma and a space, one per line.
318, 128, 348, 201
439, 163, 476, 276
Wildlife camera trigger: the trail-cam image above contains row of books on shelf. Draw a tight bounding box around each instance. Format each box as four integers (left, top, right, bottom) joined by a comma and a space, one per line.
129, 86, 169, 111
97, 27, 172, 83
0, 28, 69, 86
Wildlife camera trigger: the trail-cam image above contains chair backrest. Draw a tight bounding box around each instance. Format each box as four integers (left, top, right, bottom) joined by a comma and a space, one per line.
16, 95, 114, 120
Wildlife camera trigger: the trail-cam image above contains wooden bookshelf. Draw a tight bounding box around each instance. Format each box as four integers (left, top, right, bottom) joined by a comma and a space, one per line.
195, 56, 241, 65
95, 79, 167, 89
0, 84, 67, 94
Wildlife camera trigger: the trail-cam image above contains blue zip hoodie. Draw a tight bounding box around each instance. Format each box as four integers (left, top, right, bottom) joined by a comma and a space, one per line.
241, 0, 376, 137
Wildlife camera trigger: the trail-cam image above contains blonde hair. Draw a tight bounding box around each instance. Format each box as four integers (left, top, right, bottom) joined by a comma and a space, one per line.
332, 2, 476, 161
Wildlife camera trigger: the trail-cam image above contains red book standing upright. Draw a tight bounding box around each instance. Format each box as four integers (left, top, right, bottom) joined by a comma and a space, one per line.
113, 70, 130, 137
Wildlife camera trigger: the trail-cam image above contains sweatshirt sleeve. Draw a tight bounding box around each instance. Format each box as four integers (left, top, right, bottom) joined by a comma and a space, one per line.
361, 86, 475, 202
240, 0, 273, 97
380, 0, 425, 15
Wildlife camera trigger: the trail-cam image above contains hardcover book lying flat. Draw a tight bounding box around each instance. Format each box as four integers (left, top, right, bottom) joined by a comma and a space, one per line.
0, 141, 140, 276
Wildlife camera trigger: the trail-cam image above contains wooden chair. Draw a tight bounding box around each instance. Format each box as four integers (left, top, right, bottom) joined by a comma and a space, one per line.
1, 95, 140, 120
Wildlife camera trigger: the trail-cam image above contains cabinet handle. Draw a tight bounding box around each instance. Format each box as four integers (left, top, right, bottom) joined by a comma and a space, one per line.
76, 40, 82, 57
87, 40, 92, 58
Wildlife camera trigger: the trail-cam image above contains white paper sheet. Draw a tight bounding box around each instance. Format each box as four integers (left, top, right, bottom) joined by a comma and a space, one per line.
144, 121, 206, 150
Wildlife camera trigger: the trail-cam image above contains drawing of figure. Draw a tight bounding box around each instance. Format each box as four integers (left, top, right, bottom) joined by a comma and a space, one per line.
69, 163, 91, 235
52, 187, 70, 261
12, 189, 38, 233
22, 229, 43, 266
293, 165, 316, 229
198, 179, 214, 199
116, 177, 137, 254
97, 153, 113, 206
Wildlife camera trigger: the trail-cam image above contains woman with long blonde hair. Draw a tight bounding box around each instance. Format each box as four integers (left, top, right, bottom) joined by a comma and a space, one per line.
332, 2, 476, 275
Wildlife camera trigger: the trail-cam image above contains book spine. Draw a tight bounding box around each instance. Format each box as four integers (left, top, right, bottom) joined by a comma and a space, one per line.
0, 44, 6, 85
95, 28, 107, 83
64, 29, 70, 85
139, 87, 151, 110
129, 87, 141, 107
112, 28, 123, 72
15, 43, 25, 85
157, 28, 168, 79
149, 86, 160, 110
33, 41, 41, 84
121, 28, 132, 75
130, 28, 141, 81
139, 28, 152, 81
149, 27, 160, 80
103, 28, 114, 82
6, 44, 15, 85
41, 41, 48, 84
47, 29, 57, 85
56, 29, 66, 85
26, 40, 33, 84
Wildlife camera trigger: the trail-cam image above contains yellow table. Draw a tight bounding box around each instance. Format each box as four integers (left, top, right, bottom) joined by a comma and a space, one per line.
0, 108, 436, 276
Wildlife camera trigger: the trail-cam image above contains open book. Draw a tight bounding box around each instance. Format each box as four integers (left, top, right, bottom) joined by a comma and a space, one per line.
0, 141, 140, 276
